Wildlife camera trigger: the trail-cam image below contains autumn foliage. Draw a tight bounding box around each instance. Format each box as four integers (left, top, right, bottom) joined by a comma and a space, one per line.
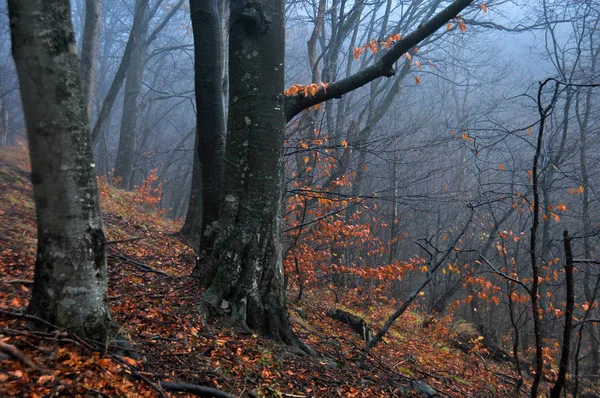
1, 142, 561, 397
1, 107, 599, 397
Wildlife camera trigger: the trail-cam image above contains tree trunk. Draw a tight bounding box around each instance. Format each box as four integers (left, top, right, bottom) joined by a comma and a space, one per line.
113, 0, 150, 189
0, 81, 8, 147
8, 0, 114, 343
79, 0, 102, 120
202, 0, 306, 350
90, 0, 149, 146
180, 132, 203, 249
188, 0, 226, 282
577, 83, 600, 377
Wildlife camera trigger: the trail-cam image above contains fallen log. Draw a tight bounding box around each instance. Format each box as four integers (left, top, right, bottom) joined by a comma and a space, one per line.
326, 309, 372, 341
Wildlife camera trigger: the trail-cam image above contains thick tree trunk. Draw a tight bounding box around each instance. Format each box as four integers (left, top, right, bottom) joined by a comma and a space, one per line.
8, 0, 114, 343
188, 0, 226, 282
79, 0, 102, 120
202, 0, 306, 350
113, 0, 150, 189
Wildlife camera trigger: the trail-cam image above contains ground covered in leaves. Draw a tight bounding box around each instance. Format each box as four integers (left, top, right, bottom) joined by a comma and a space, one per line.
1, 146, 526, 397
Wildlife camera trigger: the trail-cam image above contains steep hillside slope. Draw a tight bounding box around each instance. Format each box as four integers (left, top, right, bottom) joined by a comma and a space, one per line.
1, 146, 528, 397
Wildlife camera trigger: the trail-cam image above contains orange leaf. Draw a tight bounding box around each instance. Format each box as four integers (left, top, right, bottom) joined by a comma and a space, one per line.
568, 188, 574, 195
446, 23, 452, 31
578, 185, 584, 194
341, 140, 348, 148
415, 76, 421, 85
123, 357, 137, 366
499, 164, 505, 170
38, 375, 55, 384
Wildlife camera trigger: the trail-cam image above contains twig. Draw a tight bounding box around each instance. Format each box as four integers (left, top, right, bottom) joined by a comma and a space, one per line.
573, 259, 600, 265
108, 249, 172, 277
108, 353, 167, 398
160, 381, 237, 398
1, 279, 33, 285
107, 237, 142, 244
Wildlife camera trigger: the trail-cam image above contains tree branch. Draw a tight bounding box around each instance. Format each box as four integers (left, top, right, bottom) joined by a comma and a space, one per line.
284, 0, 475, 121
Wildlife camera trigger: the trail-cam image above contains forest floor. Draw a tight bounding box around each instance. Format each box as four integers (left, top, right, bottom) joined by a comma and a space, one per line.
0, 145, 542, 397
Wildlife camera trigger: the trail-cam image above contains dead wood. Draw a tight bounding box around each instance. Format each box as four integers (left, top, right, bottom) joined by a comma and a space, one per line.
326, 309, 372, 341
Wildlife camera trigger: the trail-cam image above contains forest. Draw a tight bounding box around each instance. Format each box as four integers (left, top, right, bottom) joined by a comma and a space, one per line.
1, 0, 600, 397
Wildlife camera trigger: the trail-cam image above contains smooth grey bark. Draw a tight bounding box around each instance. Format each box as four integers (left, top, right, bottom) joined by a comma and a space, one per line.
113, 0, 150, 189
188, 0, 226, 283
202, 0, 308, 349
8, 0, 114, 342
79, 0, 102, 120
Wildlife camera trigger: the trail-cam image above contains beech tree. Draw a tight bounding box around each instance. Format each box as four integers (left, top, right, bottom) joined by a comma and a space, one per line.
185, 0, 227, 273
198, 0, 477, 349
8, 0, 117, 344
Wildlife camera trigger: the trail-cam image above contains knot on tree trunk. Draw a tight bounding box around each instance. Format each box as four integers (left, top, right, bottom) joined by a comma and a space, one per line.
240, 3, 269, 34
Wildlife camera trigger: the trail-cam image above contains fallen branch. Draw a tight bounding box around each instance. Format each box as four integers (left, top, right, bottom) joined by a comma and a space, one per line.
159, 381, 236, 398
0, 340, 44, 371
108, 249, 171, 277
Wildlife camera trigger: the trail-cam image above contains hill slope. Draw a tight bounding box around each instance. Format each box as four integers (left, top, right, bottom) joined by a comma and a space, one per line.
1, 145, 524, 397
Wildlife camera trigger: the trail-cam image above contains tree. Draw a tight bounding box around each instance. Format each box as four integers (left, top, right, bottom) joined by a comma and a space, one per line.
112, 0, 185, 189
201, 0, 301, 346
185, 0, 227, 276
79, 0, 102, 120
8, 0, 117, 344
199, 0, 477, 350
113, 0, 150, 188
